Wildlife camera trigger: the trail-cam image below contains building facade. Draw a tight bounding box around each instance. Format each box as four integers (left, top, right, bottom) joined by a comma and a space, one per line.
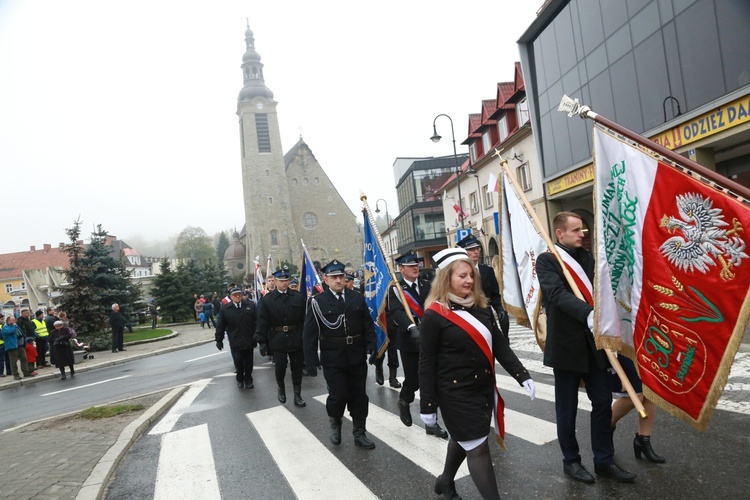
519, 0, 750, 234
236, 25, 360, 276
393, 155, 469, 265
439, 63, 546, 263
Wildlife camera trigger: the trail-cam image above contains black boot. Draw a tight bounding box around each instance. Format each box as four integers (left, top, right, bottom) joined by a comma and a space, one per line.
60, 368, 66, 380
634, 433, 665, 463
352, 420, 375, 449
375, 365, 384, 385
329, 417, 342, 445
434, 475, 461, 500
397, 399, 412, 427
388, 367, 401, 388
293, 385, 306, 407
277, 384, 286, 404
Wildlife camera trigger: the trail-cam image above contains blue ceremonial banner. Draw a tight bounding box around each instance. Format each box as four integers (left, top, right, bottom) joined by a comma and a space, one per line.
300, 244, 322, 298
362, 210, 392, 353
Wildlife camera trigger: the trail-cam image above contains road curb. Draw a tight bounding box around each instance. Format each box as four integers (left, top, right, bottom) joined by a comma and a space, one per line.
75, 385, 189, 500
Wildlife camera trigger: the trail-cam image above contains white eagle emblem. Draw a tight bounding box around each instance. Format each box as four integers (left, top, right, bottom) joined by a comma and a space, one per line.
659, 192, 747, 280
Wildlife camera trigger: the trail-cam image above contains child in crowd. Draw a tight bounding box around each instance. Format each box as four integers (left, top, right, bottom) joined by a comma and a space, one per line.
199, 311, 207, 328
25, 336, 37, 371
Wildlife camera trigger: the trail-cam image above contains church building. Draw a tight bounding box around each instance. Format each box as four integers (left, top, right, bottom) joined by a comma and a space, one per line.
235, 25, 361, 279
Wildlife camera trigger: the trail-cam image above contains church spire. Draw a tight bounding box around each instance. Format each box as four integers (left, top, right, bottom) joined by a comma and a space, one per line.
238, 23, 274, 102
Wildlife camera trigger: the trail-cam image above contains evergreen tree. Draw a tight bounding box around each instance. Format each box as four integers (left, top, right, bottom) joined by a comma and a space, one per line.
59, 220, 104, 340
216, 231, 230, 266
59, 222, 141, 350
152, 258, 189, 322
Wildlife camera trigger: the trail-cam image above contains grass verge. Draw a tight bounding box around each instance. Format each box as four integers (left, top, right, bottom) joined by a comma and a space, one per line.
78, 404, 145, 420
123, 328, 172, 342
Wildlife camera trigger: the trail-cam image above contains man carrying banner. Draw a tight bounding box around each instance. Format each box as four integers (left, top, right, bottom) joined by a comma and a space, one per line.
537, 211, 635, 484
303, 260, 378, 449
388, 251, 447, 438
457, 234, 510, 336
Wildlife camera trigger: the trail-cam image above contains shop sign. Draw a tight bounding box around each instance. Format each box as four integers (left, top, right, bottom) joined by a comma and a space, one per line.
651, 94, 750, 150
546, 163, 594, 196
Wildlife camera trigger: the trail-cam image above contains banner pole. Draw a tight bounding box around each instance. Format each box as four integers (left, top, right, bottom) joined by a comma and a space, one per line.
494, 148, 647, 419
361, 194, 417, 356
559, 95, 750, 200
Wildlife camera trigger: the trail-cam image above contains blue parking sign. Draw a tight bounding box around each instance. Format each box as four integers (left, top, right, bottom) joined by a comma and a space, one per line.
456, 228, 471, 242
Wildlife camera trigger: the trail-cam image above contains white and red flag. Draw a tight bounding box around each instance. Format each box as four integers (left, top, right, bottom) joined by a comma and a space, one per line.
499, 172, 548, 348
593, 124, 750, 430
452, 203, 470, 220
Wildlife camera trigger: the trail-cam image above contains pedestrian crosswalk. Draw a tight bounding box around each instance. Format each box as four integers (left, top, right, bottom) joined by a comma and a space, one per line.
109, 325, 750, 499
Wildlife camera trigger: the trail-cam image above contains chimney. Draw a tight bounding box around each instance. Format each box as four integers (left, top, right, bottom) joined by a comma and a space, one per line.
30, 246, 36, 252
43, 244, 51, 251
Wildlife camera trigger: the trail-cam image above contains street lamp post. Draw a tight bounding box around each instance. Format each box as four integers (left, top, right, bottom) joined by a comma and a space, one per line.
431, 114, 465, 229
374, 198, 390, 227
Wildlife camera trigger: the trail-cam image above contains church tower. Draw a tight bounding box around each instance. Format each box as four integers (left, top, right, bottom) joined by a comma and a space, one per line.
237, 23, 300, 272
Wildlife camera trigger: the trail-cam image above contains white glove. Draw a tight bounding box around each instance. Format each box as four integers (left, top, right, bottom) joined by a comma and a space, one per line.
420, 413, 437, 426
522, 379, 536, 401
586, 311, 594, 331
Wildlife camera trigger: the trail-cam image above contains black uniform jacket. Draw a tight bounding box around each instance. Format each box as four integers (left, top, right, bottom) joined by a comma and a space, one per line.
303, 289, 376, 368
255, 289, 305, 352
387, 278, 431, 353
216, 299, 257, 350
478, 264, 502, 314
418, 303, 530, 441
537, 244, 606, 373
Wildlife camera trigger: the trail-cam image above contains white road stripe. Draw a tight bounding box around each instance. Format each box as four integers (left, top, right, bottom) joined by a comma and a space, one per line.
384, 372, 593, 413
314, 395, 470, 479
184, 351, 229, 362
149, 378, 211, 435
501, 409, 558, 445
248, 406, 377, 500
154, 423, 220, 500
495, 373, 593, 412
40, 375, 131, 397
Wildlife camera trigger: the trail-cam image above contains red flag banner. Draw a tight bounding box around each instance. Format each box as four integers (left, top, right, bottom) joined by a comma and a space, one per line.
594, 125, 750, 430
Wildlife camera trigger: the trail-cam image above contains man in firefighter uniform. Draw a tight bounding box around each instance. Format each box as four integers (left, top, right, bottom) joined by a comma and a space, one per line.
216, 287, 257, 389
255, 267, 307, 407
388, 251, 448, 438
303, 260, 377, 449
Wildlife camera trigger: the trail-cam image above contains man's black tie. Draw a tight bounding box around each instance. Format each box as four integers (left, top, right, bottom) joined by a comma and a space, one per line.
411, 283, 419, 297
338, 293, 345, 305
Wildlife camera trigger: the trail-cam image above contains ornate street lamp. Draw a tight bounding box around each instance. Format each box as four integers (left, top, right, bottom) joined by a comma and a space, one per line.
431, 114, 465, 229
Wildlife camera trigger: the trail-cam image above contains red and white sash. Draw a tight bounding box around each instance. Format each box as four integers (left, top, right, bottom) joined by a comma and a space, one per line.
556, 245, 593, 306
427, 302, 506, 447
397, 286, 424, 319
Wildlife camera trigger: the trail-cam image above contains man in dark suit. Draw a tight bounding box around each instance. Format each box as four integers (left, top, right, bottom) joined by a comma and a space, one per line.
303, 260, 377, 449
537, 211, 635, 484
456, 233, 510, 335
388, 251, 447, 438
216, 287, 257, 389
255, 267, 307, 407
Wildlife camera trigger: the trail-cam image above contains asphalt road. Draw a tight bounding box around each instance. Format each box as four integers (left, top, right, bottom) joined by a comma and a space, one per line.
0, 341, 231, 431
102, 329, 750, 500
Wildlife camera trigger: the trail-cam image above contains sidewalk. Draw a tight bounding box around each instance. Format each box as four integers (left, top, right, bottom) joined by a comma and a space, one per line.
0, 323, 215, 500
0, 323, 215, 391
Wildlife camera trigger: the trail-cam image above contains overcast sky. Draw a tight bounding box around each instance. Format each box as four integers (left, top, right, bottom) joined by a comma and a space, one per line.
0, 0, 542, 255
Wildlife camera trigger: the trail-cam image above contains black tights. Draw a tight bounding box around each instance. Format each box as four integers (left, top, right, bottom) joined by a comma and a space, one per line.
441, 437, 500, 500
59, 365, 74, 376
